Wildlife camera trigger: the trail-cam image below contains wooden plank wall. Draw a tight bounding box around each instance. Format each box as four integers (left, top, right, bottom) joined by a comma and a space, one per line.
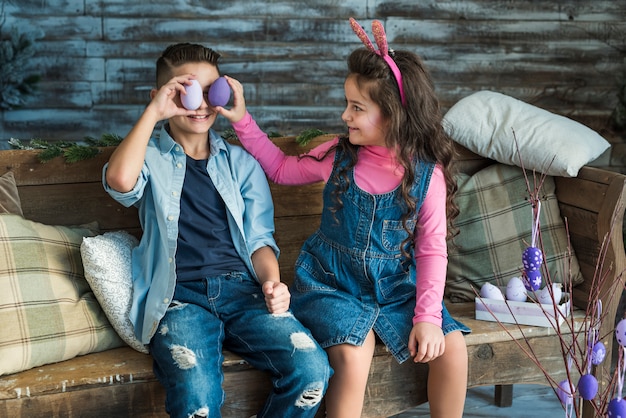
1, 1, 625, 169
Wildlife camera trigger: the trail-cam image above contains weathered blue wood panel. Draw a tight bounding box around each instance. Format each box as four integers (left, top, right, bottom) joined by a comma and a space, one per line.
0, 0, 624, 155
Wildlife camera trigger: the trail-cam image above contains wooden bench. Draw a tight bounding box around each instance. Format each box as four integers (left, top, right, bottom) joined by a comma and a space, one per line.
0, 135, 624, 417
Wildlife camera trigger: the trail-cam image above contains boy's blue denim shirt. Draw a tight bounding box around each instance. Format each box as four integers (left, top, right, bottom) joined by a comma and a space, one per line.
103, 125, 279, 344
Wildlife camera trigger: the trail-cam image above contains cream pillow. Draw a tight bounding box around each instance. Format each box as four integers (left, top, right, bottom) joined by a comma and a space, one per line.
443, 90, 610, 177
81, 231, 148, 354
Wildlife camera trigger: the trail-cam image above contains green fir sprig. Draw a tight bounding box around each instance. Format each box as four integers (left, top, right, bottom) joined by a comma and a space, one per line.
221, 128, 328, 146
8, 133, 123, 163
294, 128, 327, 146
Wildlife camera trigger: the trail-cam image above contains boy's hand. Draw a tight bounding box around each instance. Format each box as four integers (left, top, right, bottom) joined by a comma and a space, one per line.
148, 75, 200, 121
261, 281, 291, 314
216, 75, 247, 123
408, 321, 445, 363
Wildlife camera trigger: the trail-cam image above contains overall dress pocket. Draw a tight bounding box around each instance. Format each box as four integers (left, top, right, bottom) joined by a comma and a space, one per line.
295, 250, 338, 292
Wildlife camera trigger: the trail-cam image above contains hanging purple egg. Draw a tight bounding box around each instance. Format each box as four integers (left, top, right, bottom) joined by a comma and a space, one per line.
208, 77, 231, 107
522, 246, 543, 271
616, 319, 626, 347
524, 269, 542, 291
556, 379, 574, 405
577, 374, 598, 401
591, 341, 607, 365
608, 397, 626, 417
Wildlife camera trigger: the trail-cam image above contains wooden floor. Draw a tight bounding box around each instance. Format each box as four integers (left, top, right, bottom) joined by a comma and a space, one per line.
392, 384, 562, 417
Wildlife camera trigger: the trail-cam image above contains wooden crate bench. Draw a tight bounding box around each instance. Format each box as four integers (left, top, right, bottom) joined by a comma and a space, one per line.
0, 136, 624, 418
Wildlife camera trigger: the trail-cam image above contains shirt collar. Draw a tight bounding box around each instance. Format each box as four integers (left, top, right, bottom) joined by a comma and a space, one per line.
157, 123, 229, 157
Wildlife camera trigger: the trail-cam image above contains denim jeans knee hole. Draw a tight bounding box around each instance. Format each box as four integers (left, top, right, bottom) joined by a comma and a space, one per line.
271, 312, 292, 318
290, 332, 317, 350
189, 406, 209, 417
167, 300, 187, 311
170, 345, 197, 370
295, 385, 323, 408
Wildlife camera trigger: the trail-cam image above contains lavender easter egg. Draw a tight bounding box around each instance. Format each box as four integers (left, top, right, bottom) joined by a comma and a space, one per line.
505, 276, 527, 302
591, 341, 607, 365
608, 397, 626, 418
208, 77, 231, 107
616, 319, 626, 346
556, 379, 574, 405
181, 79, 203, 110
577, 374, 598, 401
524, 269, 542, 291
522, 246, 543, 271
479, 282, 504, 300
538, 283, 562, 305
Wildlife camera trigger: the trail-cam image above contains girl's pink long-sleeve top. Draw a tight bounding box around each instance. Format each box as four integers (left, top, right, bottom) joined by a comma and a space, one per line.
233, 113, 447, 327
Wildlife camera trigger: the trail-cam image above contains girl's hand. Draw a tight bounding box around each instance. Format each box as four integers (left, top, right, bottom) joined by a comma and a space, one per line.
148, 75, 199, 121
261, 281, 291, 314
216, 75, 247, 123
408, 322, 445, 363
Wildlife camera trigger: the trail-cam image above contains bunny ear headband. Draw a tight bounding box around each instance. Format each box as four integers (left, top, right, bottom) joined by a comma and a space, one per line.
349, 17, 406, 107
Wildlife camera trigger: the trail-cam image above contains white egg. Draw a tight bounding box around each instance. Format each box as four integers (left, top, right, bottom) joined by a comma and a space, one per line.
480, 282, 504, 300
538, 283, 563, 304
181, 79, 203, 110
505, 276, 527, 302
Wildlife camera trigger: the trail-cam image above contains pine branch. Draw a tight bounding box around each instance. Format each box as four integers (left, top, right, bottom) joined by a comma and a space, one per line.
8, 133, 123, 163
295, 128, 327, 146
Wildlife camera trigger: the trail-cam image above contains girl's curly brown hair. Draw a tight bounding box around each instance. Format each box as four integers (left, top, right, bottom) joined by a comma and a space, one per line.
310, 47, 459, 259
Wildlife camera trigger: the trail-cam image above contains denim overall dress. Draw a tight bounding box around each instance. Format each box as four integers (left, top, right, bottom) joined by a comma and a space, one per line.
291, 145, 470, 363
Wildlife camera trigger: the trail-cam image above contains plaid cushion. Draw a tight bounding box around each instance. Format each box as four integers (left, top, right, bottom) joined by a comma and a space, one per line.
0, 214, 124, 376
0, 172, 23, 216
445, 164, 584, 302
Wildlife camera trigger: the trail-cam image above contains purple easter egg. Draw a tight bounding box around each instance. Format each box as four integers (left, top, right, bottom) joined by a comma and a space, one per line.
608, 397, 626, 417
524, 269, 542, 291
556, 379, 574, 405
181, 79, 203, 110
577, 374, 598, 401
208, 77, 231, 107
522, 246, 543, 271
616, 319, 626, 347
591, 341, 607, 365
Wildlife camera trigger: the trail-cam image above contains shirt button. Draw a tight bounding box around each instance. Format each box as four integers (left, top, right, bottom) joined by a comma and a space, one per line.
168, 215, 174, 221
163, 298, 169, 304
175, 147, 180, 152
177, 163, 182, 168
168, 257, 173, 263
172, 191, 178, 197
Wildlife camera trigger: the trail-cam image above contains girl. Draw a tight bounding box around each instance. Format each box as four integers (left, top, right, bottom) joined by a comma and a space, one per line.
220, 18, 470, 418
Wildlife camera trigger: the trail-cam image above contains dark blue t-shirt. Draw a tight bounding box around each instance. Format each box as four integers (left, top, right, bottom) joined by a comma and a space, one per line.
175, 155, 249, 281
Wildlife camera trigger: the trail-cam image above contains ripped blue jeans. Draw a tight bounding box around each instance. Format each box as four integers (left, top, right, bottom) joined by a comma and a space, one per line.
149, 272, 331, 418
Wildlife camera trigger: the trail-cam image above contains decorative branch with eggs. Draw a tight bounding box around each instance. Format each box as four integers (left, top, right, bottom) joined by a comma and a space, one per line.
473, 131, 626, 417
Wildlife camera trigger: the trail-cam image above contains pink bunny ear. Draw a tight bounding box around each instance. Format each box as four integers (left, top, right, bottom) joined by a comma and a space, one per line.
349, 17, 376, 52
348, 17, 407, 107
371, 20, 388, 56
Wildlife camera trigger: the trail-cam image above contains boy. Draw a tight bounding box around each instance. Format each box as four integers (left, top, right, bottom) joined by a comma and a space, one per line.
103, 43, 330, 418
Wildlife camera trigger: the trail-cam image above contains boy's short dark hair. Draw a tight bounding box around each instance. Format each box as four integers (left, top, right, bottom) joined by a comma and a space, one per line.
156, 43, 221, 87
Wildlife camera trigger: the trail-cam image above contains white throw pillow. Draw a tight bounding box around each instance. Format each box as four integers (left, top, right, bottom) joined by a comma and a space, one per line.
81, 231, 148, 353
443, 90, 610, 177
